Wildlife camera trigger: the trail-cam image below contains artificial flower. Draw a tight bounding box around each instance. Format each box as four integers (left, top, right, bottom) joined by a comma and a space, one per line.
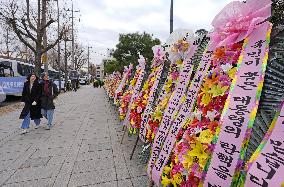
201, 93, 212, 106
154, 109, 163, 122
161, 175, 172, 187
176, 59, 183, 65
165, 79, 173, 93
172, 173, 183, 187
194, 111, 202, 121
206, 110, 218, 121
208, 84, 229, 97
171, 71, 180, 80
187, 142, 207, 166
182, 152, 195, 170
221, 63, 233, 72
198, 129, 214, 144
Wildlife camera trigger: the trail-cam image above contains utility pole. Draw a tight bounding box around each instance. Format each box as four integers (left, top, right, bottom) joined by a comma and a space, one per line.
170, 0, 173, 34
63, 33, 72, 89
66, 1, 79, 70
64, 35, 68, 88
71, 2, 74, 70
87, 46, 92, 77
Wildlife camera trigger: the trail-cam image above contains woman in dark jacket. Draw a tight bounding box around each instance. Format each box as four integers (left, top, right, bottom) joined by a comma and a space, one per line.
19, 73, 42, 134
40, 73, 59, 130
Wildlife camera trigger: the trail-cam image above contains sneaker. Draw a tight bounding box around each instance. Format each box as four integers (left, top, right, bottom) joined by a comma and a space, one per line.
35, 125, 39, 129
45, 125, 50, 130
21, 129, 27, 134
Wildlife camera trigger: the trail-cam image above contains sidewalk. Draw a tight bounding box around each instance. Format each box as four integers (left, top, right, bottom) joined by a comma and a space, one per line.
0, 86, 148, 187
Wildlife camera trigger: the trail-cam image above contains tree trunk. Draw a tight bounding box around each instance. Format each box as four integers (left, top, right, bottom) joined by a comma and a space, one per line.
34, 44, 42, 76
35, 53, 42, 76
42, 0, 48, 72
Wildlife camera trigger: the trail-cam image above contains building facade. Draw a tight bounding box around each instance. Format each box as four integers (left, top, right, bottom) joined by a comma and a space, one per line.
96, 63, 104, 81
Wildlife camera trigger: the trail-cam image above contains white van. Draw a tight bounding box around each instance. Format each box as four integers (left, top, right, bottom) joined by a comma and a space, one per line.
79, 76, 89, 85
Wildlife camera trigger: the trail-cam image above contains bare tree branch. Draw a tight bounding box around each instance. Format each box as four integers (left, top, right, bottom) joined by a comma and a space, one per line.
21, 19, 37, 42
41, 18, 55, 32
41, 28, 65, 54
25, 0, 36, 31
9, 18, 36, 52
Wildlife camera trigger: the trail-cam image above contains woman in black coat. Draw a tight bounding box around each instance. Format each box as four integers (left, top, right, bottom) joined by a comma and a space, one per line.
40, 73, 59, 130
19, 73, 42, 134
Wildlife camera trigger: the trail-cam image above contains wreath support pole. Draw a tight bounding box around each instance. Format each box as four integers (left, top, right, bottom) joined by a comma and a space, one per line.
129, 135, 139, 160
120, 126, 127, 144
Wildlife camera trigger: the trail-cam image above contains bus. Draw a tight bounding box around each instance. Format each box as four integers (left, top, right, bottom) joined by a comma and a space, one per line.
0, 58, 66, 96
0, 62, 9, 102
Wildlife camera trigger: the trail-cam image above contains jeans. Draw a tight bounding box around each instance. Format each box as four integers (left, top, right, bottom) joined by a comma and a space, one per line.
21, 112, 41, 129
41, 109, 54, 126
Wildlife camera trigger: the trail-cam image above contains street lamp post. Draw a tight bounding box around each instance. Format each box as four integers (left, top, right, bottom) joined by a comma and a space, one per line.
55, 0, 61, 90
170, 0, 173, 33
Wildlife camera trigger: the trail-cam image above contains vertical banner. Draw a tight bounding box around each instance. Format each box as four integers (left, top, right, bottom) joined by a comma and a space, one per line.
204, 22, 271, 186
139, 64, 164, 142
123, 60, 146, 128
147, 45, 198, 176
151, 50, 213, 185
244, 104, 284, 187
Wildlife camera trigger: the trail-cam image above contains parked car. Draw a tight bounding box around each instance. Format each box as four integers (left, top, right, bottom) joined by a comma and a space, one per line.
79, 76, 89, 85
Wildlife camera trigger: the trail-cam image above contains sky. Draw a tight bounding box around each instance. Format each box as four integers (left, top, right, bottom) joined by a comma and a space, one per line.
75, 0, 233, 65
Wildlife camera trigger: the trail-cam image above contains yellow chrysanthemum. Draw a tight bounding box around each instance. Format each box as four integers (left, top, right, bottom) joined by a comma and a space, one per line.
201, 93, 212, 106
172, 173, 183, 187
187, 142, 208, 167
165, 79, 173, 93
143, 81, 149, 90
198, 129, 213, 144
208, 84, 229, 98
130, 79, 137, 86
176, 59, 183, 65
182, 152, 194, 170
154, 110, 163, 122
163, 163, 173, 175
161, 175, 172, 187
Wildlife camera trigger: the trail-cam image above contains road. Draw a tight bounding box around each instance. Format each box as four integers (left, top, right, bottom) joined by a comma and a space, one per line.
0, 86, 148, 187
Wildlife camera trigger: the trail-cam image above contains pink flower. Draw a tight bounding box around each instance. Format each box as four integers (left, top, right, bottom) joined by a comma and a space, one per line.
171, 72, 179, 80
125, 95, 131, 103
137, 106, 143, 114
172, 163, 184, 175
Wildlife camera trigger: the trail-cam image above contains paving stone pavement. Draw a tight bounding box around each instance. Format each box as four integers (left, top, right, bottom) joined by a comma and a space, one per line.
0, 86, 149, 187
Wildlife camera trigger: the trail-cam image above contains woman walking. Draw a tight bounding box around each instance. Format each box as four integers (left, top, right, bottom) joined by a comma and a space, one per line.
19, 73, 42, 134
40, 73, 59, 130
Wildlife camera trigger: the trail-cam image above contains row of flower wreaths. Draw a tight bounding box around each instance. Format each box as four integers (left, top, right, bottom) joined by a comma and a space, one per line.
103, 0, 284, 186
